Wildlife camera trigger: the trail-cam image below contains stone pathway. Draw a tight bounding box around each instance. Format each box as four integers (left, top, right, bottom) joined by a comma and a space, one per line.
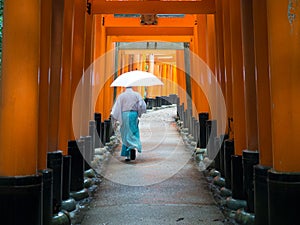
80, 106, 228, 225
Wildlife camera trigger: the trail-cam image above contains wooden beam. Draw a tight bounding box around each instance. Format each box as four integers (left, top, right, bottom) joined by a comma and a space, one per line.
110, 35, 193, 42
106, 27, 194, 35
103, 14, 196, 27
91, 0, 216, 14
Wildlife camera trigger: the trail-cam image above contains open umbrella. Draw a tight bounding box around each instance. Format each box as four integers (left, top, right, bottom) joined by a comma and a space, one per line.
110, 70, 164, 87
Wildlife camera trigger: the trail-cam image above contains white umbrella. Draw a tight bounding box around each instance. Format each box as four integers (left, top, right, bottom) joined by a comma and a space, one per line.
110, 70, 164, 87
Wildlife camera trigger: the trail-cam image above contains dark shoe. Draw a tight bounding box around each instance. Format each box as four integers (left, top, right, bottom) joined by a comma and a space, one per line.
130, 149, 136, 160
125, 157, 131, 162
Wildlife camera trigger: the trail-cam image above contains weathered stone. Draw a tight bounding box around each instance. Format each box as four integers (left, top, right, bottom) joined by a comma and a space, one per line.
61, 198, 76, 212
70, 188, 89, 201
235, 209, 255, 225
213, 176, 226, 187
226, 197, 247, 210
220, 187, 232, 197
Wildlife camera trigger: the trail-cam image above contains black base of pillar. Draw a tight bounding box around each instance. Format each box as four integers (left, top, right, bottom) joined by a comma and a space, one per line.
0, 174, 42, 225
224, 139, 234, 189
104, 119, 111, 145
242, 150, 259, 213
268, 170, 300, 225
254, 164, 271, 225
214, 137, 221, 172
100, 122, 105, 147
62, 155, 71, 200
169, 94, 177, 104
231, 155, 245, 200
155, 96, 162, 107
68, 140, 84, 192
42, 169, 53, 225
47, 151, 63, 213
94, 113, 102, 148
219, 134, 229, 177
198, 112, 209, 148
82, 136, 92, 171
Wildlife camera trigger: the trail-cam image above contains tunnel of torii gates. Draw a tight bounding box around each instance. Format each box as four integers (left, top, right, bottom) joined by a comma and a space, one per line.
0, 0, 300, 225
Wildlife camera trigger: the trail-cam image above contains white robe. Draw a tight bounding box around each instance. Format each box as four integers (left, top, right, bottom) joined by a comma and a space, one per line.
111, 88, 146, 124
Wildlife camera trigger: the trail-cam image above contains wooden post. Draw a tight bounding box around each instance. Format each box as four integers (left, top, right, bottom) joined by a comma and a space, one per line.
222, 0, 233, 139
240, 0, 259, 213
0, 1, 42, 224
241, 0, 259, 151
267, 0, 300, 173
192, 15, 210, 116
267, 1, 300, 224
70, 0, 86, 139
58, 0, 74, 154
229, 0, 247, 156
253, 0, 272, 168
0, 0, 40, 176
176, 50, 187, 109
48, 0, 64, 152
252, 0, 273, 223
39, 0, 52, 169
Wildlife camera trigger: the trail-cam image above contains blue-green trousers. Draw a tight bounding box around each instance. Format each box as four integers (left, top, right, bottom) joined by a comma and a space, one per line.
120, 111, 142, 157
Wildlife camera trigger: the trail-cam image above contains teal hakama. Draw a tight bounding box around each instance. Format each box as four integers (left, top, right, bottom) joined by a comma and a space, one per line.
111, 87, 146, 159
120, 111, 141, 157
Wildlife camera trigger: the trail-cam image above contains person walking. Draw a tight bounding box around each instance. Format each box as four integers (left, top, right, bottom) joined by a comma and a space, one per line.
111, 87, 147, 161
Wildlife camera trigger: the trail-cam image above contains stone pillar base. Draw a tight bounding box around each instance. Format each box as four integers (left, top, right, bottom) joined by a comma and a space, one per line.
0, 174, 42, 225
268, 169, 300, 225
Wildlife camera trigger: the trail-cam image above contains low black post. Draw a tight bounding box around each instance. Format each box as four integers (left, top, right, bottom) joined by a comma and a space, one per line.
0, 174, 42, 225
219, 134, 229, 177
219, 139, 225, 177
150, 98, 155, 109
153, 97, 157, 107
242, 150, 259, 212
62, 155, 71, 200
206, 120, 217, 159
168, 96, 172, 105
159, 96, 163, 107
206, 120, 212, 146
152, 98, 156, 108
192, 117, 196, 140
176, 97, 180, 117
198, 112, 209, 148
42, 169, 53, 225
145, 98, 149, 109
109, 116, 114, 137
254, 165, 271, 225
94, 113, 102, 147
179, 104, 184, 121
82, 136, 92, 170
170, 94, 177, 104
183, 110, 187, 129
47, 151, 63, 213
155, 96, 162, 107
104, 119, 111, 144
164, 96, 169, 105
161, 96, 167, 105
231, 155, 245, 199
68, 140, 84, 192
100, 122, 105, 147
195, 120, 199, 145
186, 108, 192, 134
89, 120, 96, 153
268, 170, 300, 225
214, 137, 221, 171
146, 98, 154, 109
224, 139, 234, 189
